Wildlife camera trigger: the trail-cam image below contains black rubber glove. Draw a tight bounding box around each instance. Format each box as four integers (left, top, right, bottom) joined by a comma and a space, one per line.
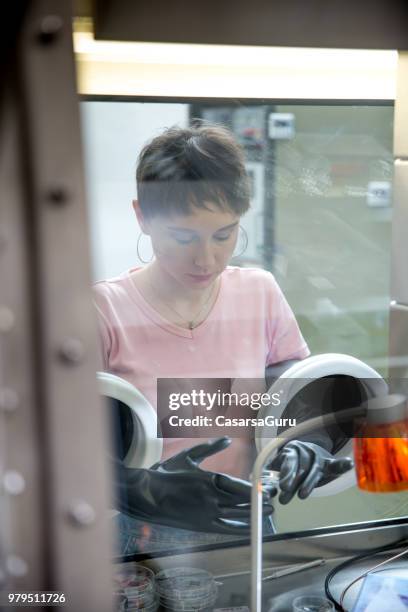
269, 440, 354, 505
114, 437, 275, 534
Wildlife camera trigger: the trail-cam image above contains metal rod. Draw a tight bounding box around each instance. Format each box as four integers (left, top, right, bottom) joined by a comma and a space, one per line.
262, 558, 325, 581
251, 405, 365, 612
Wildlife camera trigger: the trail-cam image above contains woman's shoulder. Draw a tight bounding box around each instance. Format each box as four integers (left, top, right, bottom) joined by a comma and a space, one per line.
92, 269, 135, 305
222, 265, 277, 290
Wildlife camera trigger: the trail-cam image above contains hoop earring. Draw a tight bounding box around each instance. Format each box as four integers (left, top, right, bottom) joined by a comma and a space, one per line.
232, 225, 248, 258
136, 233, 153, 264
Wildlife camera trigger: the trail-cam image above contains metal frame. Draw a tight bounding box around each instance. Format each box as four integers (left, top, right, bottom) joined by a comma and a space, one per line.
93, 0, 408, 50
81, 94, 395, 106
0, 1, 114, 609
389, 52, 408, 380
0, 73, 46, 600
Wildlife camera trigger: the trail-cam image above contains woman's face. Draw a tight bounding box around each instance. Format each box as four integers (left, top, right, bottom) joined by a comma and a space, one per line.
141, 202, 240, 290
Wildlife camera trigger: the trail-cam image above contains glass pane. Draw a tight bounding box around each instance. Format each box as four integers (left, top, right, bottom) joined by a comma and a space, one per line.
274, 104, 393, 375
81, 98, 408, 557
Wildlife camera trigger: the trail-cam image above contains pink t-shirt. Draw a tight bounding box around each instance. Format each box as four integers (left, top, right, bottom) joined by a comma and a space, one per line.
93, 266, 310, 478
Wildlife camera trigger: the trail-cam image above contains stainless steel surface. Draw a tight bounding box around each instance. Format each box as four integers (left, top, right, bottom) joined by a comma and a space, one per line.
141, 521, 408, 575
0, 1, 115, 609
218, 557, 343, 610
141, 521, 408, 610
218, 555, 408, 611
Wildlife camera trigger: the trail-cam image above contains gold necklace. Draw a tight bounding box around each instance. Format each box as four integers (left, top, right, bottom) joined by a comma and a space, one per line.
148, 277, 217, 330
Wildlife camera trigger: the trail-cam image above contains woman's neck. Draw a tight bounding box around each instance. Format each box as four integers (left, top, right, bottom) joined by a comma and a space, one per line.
143, 261, 218, 308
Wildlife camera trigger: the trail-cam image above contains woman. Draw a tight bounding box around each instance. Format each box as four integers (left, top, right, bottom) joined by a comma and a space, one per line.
94, 123, 351, 542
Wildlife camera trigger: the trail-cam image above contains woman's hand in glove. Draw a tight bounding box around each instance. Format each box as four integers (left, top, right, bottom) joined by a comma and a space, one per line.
269, 440, 354, 505
115, 437, 276, 534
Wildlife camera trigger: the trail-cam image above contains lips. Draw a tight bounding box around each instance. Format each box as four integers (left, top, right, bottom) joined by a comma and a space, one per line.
187, 273, 213, 282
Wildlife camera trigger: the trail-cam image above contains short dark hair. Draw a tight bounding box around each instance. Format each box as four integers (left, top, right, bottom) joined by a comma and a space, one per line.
136, 122, 251, 219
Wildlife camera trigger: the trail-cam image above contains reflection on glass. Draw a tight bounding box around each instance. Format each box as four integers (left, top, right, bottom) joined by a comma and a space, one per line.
81, 99, 407, 556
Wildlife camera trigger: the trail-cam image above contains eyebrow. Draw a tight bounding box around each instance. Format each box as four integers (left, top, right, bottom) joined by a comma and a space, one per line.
167, 221, 239, 233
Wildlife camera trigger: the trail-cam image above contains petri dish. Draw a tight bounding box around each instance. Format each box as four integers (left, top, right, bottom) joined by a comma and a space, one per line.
292, 595, 335, 611
114, 563, 156, 610
155, 567, 218, 610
